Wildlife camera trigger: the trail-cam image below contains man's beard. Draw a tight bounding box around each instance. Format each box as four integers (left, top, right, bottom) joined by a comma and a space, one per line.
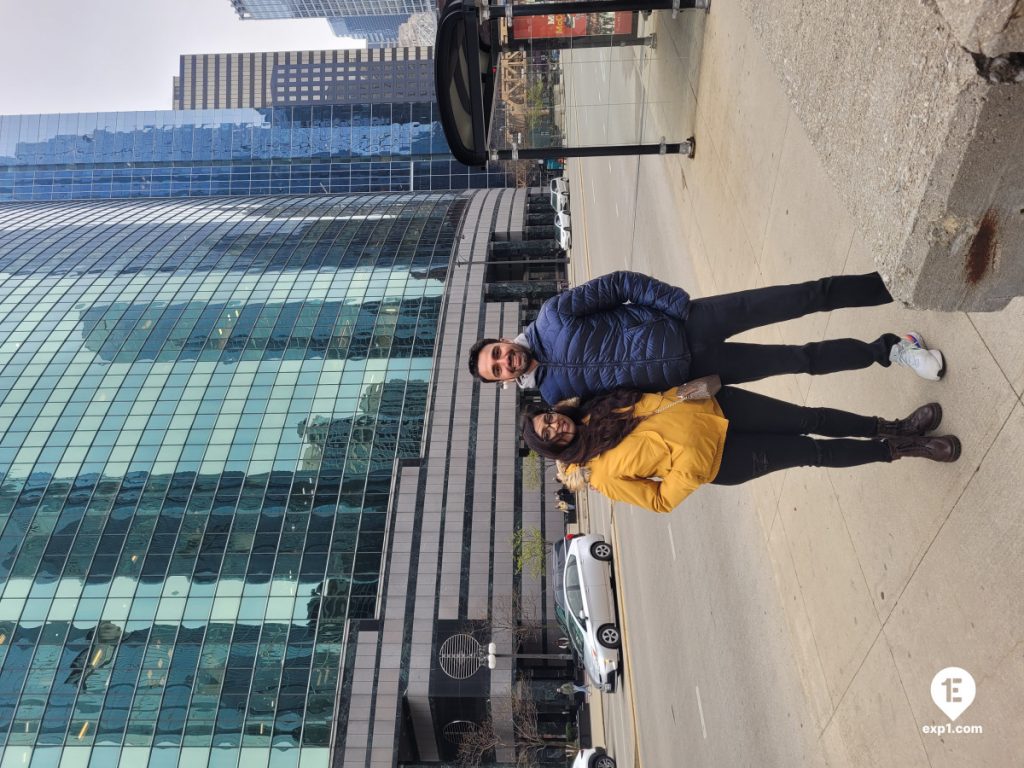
513, 347, 533, 375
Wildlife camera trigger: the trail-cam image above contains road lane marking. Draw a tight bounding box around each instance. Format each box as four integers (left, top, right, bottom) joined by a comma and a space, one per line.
695, 685, 708, 739
667, 526, 677, 561
576, 162, 593, 279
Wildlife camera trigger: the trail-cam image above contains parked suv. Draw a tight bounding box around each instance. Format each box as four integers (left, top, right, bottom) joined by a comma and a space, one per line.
550, 177, 570, 213
555, 210, 572, 251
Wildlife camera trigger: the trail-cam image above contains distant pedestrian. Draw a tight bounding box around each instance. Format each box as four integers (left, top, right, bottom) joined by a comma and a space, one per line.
556, 488, 576, 505
558, 681, 591, 700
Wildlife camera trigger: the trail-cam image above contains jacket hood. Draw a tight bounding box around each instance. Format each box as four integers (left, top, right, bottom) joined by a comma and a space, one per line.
556, 460, 591, 492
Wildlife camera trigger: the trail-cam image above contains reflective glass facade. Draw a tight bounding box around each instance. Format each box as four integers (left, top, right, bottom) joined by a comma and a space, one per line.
0, 109, 508, 202
229, 0, 434, 19
0, 193, 464, 768
327, 16, 406, 48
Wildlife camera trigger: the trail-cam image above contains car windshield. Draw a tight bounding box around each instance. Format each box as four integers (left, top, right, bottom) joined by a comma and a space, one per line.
550, 539, 567, 610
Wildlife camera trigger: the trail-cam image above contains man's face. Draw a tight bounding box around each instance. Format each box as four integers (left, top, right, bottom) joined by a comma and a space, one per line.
477, 340, 533, 382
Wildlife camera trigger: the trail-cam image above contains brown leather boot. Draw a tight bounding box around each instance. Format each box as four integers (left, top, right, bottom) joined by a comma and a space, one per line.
876, 403, 942, 437
884, 434, 961, 462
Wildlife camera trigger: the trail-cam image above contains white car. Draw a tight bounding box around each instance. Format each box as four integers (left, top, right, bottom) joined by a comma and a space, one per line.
550, 176, 570, 213
571, 747, 616, 768
555, 210, 571, 251
550, 533, 620, 692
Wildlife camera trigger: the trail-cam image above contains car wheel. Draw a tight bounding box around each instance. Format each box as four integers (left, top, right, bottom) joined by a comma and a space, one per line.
590, 754, 616, 768
596, 623, 621, 649
589, 541, 613, 561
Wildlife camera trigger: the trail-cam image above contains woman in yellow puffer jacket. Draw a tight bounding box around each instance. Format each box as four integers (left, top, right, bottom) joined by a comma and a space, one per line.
521, 381, 960, 514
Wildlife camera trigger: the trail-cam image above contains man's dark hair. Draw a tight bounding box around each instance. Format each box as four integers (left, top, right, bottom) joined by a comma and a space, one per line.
521, 388, 645, 464
467, 337, 499, 380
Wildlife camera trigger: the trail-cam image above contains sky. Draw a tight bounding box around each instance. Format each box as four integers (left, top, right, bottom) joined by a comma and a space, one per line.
0, 0, 364, 115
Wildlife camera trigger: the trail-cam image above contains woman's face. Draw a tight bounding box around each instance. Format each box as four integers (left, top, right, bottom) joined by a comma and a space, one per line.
532, 411, 577, 448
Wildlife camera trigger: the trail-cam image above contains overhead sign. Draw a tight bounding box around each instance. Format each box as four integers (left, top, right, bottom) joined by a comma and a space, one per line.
512, 12, 636, 39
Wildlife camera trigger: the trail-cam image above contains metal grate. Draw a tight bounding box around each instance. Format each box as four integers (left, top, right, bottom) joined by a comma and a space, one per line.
438, 633, 483, 679
442, 719, 477, 744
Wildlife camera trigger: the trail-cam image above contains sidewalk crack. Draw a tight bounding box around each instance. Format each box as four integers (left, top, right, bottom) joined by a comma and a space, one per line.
880, 400, 1017, 622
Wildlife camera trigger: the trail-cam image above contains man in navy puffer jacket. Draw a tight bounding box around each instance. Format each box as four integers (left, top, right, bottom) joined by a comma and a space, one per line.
468, 270, 944, 405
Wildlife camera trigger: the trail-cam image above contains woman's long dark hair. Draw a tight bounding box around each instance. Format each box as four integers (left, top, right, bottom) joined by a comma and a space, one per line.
522, 388, 645, 464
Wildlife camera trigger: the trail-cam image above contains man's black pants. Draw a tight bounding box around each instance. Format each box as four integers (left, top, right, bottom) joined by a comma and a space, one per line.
685, 272, 899, 384
711, 387, 892, 486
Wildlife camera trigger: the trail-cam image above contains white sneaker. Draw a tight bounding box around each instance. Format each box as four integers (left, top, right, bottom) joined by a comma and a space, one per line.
889, 331, 945, 381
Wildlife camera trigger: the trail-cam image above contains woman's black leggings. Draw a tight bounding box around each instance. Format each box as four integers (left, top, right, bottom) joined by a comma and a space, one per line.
711, 386, 892, 487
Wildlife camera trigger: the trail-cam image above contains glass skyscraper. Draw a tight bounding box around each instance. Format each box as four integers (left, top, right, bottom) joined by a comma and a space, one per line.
0, 108, 508, 203
0, 192, 465, 768
228, 0, 434, 20
327, 16, 407, 48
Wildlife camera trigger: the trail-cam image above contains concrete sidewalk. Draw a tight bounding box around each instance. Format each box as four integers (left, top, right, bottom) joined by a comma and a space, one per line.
570, 2, 1024, 765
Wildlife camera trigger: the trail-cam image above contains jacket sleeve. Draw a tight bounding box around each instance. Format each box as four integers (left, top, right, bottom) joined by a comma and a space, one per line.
553, 271, 690, 320
593, 431, 703, 514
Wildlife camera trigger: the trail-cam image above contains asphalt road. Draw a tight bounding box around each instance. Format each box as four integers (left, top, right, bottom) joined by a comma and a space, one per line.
590, 489, 829, 768
565, 152, 829, 768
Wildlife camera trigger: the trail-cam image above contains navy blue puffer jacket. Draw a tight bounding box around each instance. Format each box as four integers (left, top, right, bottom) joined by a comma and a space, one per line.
523, 271, 692, 404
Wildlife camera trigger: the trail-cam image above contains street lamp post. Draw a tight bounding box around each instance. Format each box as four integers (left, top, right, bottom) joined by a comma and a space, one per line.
485, 642, 576, 668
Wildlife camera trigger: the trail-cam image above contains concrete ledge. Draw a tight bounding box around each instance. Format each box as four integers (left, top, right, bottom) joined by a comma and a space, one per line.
737, 0, 1024, 311
898, 82, 1024, 311
933, 0, 1024, 56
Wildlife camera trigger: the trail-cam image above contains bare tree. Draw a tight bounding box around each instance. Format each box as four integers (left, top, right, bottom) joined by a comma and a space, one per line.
491, 592, 544, 651
455, 717, 501, 767
509, 680, 544, 766
454, 679, 567, 768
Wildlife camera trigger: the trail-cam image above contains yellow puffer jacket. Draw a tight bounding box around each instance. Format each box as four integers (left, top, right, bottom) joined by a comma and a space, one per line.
562, 388, 728, 513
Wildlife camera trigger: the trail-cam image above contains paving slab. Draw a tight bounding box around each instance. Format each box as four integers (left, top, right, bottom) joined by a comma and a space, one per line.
968, 296, 1024, 397
819, 634, 932, 768
757, 116, 858, 325
684, 1, 790, 259
812, 306, 1019, 623
766, 518, 837, 733
882, 401, 1024, 766
777, 470, 882, 705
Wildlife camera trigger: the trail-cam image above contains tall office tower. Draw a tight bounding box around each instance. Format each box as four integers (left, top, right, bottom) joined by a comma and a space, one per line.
172, 48, 434, 110
396, 12, 438, 48
327, 15, 406, 48
228, 0, 434, 19
0, 108, 509, 202
0, 192, 463, 768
